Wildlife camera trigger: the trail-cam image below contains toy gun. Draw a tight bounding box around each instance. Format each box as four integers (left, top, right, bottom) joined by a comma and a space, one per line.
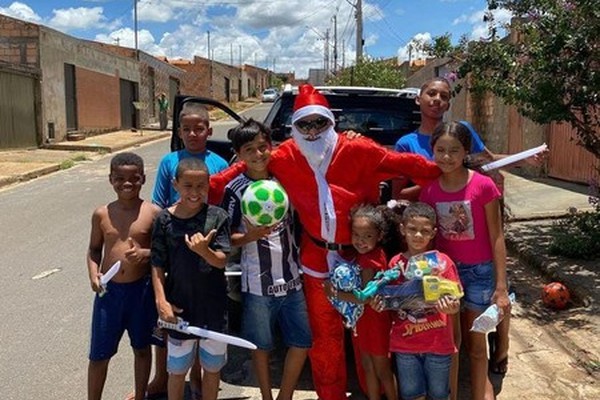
353, 265, 401, 302
157, 317, 257, 350
379, 276, 464, 311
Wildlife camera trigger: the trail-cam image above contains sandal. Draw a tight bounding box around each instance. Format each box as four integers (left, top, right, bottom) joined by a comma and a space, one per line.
488, 332, 508, 375
490, 356, 509, 375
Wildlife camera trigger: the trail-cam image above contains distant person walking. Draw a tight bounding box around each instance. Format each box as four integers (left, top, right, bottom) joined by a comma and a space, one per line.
157, 92, 170, 131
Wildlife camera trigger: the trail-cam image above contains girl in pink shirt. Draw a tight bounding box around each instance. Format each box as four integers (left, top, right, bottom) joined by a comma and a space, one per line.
420, 121, 511, 400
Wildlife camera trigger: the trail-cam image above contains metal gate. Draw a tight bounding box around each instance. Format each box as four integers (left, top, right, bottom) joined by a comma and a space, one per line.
0, 70, 38, 148
548, 122, 599, 184
120, 79, 138, 129
64, 64, 77, 131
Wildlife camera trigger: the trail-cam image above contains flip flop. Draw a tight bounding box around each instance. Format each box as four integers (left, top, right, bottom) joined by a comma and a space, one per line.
145, 392, 168, 400
487, 331, 509, 375
490, 355, 509, 375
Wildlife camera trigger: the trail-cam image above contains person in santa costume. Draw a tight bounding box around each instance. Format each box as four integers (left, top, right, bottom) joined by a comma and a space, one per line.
210, 84, 440, 400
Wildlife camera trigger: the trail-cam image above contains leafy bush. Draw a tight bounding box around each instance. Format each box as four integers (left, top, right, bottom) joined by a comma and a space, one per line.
550, 181, 600, 259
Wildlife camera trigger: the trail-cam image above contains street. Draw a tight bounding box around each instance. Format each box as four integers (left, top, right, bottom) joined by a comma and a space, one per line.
0, 103, 598, 399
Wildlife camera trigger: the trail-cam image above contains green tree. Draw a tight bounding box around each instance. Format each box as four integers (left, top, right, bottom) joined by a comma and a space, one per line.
328, 57, 406, 89
439, 0, 599, 158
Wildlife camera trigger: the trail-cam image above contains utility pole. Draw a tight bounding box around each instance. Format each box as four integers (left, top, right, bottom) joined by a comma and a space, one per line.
324, 28, 330, 76
355, 0, 363, 63
230, 43, 233, 65
333, 14, 338, 74
207, 30, 211, 59
207, 30, 212, 97
133, 0, 138, 60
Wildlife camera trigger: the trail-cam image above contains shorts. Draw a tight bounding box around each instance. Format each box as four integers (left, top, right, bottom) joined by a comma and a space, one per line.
167, 335, 228, 374
457, 261, 495, 312
241, 289, 312, 351
89, 276, 157, 361
394, 352, 452, 400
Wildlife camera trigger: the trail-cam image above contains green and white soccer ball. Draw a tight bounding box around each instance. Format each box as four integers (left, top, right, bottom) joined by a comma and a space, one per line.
241, 180, 289, 226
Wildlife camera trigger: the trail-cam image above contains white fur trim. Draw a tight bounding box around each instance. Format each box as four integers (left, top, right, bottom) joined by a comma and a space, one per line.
292, 105, 335, 124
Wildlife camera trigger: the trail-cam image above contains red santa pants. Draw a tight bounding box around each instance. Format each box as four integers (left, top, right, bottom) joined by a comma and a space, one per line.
304, 274, 350, 400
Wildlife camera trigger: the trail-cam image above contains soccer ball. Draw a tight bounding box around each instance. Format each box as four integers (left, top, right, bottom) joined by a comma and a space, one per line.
241, 180, 289, 226
542, 282, 570, 310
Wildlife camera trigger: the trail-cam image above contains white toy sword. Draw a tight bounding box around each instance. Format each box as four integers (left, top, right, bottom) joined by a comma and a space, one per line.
99, 260, 121, 297
158, 317, 257, 350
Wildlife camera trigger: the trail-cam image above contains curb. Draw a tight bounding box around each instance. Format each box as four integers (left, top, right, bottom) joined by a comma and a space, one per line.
42, 132, 171, 153
0, 133, 170, 189
504, 228, 594, 308
0, 164, 61, 189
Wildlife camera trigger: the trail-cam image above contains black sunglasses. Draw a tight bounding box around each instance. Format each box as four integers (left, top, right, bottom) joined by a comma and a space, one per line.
294, 117, 330, 131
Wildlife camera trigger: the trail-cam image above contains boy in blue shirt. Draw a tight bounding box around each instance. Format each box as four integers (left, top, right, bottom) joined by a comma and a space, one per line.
152, 103, 228, 209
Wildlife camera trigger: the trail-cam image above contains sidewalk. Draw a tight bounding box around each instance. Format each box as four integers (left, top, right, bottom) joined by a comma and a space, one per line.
0, 129, 171, 188
502, 171, 597, 307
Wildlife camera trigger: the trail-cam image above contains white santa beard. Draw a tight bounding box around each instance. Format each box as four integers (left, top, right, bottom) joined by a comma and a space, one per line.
291, 126, 337, 168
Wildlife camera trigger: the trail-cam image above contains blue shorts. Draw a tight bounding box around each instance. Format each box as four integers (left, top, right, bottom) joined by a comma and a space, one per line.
166, 335, 227, 374
241, 289, 312, 351
395, 352, 452, 400
89, 276, 157, 361
457, 261, 495, 312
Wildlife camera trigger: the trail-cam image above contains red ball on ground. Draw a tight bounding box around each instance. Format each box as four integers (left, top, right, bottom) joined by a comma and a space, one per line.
542, 282, 570, 310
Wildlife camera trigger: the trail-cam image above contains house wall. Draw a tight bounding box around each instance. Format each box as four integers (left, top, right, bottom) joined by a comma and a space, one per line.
38, 27, 139, 140
0, 15, 40, 68
241, 65, 270, 98
175, 60, 210, 97
85, 41, 185, 125
0, 15, 42, 148
75, 67, 120, 130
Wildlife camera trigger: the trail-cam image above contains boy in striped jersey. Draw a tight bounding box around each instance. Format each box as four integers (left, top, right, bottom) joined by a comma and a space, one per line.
221, 119, 312, 400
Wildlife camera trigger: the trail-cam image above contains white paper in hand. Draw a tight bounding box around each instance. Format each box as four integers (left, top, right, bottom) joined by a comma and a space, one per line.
480, 144, 547, 172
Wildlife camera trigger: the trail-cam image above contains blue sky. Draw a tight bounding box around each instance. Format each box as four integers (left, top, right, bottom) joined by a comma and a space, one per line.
0, 0, 512, 78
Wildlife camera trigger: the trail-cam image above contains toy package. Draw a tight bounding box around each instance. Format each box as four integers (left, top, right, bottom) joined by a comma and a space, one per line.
328, 261, 364, 331
379, 275, 464, 311
354, 251, 463, 311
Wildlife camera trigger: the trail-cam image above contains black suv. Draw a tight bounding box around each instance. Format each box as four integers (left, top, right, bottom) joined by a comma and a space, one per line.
264, 86, 420, 146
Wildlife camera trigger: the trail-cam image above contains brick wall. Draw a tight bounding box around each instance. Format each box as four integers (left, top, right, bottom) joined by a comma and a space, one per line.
75, 67, 120, 131
176, 61, 210, 97
0, 14, 40, 69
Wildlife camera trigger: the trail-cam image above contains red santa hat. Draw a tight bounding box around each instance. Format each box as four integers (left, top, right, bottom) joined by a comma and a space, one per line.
291, 84, 335, 124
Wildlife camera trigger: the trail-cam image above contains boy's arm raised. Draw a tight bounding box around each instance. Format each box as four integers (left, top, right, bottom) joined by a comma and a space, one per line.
185, 231, 228, 269
87, 209, 104, 293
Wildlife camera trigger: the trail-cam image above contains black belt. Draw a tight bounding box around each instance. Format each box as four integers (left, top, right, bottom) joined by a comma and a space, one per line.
308, 234, 353, 251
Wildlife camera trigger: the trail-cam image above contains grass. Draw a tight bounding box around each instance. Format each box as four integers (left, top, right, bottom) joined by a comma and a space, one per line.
71, 153, 90, 162
59, 153, 92, 170
59, 160, 75, 170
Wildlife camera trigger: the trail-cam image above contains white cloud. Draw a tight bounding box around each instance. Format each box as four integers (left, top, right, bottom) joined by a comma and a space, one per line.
454, 8, 513, 40
452, 14, 468, 25
48, 7, 106, 31
0, 1, 42, 23
95, 27, 161, 54
137, 0, 174, 23
397, 32, 432, 63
